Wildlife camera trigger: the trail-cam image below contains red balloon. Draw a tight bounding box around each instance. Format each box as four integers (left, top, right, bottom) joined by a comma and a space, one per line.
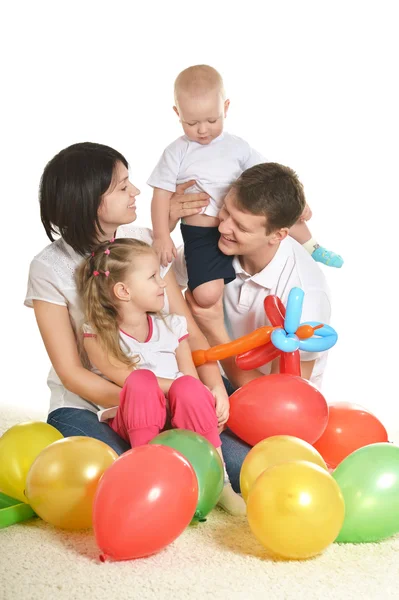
236, 341, 281, 370
313, 403, 389, 468
93, 445, 198, 561
280, 351, 301, 376
227, 374, 328, 446
264, 295, 286, 326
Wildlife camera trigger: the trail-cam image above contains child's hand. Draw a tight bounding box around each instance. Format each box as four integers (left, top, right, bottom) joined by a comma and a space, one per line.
153, 236, 177, 267
211, 385, 230, 428
300, 203, 312, 222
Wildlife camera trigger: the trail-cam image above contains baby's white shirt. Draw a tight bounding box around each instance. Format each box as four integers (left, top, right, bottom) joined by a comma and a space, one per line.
147, 132, 265, 217
83, 313, 189, 422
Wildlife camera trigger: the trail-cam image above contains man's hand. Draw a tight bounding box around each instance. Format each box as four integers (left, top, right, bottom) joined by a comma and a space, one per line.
300, 203, 313, 222
169, 181, 210, 232
211, 385, 230, 429
185, 289, 225, 339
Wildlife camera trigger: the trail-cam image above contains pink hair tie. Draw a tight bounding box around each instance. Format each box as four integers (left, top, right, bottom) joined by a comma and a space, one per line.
104, 249, 110, 255
104, 271, 110, 277
93, 271, 100, 277
109, 237, 115, 243
91, 252, 95, 257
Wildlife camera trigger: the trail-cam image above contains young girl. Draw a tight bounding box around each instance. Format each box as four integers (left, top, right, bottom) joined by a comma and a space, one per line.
77, 236, 246, 516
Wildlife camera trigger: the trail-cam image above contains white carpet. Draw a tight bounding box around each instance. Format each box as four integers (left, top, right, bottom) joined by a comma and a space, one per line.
1, 404, 399, 600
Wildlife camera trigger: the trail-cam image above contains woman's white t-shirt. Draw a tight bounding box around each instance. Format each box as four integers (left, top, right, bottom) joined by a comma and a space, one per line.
24, 225, 171, 415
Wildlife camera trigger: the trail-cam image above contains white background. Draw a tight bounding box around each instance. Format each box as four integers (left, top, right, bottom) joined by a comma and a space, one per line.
1, 1, 398, 428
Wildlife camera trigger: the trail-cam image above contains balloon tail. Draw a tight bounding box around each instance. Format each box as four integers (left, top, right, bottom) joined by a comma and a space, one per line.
193, 509, 207, 523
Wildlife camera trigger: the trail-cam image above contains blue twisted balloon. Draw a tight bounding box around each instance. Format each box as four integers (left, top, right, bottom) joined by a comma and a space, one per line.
271, 288, 338, 353
298, 322, 338, 352
284, 287, 304, 334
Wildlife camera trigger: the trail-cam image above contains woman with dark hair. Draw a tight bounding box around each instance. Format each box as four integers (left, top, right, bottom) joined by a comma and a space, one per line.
25, 142, 250, 492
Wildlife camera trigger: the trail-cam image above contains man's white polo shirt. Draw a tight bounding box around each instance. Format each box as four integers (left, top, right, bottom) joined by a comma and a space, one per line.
173, 236, 332, 389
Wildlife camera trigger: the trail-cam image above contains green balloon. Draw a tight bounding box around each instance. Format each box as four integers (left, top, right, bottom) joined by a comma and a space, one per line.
150, 429, 224, 520
333, 443, 399, 543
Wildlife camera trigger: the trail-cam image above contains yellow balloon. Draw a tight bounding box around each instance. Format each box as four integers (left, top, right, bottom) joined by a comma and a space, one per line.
25, 437, 118, 530
0, 422, 63, 502
247, 460, 345, 559
240, 435, 328, 502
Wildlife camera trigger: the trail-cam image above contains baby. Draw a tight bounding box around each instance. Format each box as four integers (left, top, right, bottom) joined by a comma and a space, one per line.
148, 65, 343, 309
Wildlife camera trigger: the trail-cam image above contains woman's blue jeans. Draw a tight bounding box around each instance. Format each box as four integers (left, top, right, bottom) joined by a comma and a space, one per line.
47, 379, 250, 493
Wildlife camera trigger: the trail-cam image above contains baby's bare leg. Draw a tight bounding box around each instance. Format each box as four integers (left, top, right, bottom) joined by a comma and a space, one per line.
192, 278, 224, 309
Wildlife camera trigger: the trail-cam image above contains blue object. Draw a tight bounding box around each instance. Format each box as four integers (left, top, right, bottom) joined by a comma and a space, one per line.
271, 328, 300, 353
270, 286, 338, 355
312, 246, 344, 268
284, 287, 304, 333
298, 322, 338, 352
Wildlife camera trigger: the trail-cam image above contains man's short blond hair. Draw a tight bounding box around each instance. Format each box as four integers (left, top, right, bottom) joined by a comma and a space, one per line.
174, 65, 226, 105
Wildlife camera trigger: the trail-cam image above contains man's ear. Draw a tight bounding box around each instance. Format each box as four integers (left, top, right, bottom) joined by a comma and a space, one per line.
113, 282, 130, 302
173, 105, 180, 117
224, 99, 230, 117
270, 228, 289, 244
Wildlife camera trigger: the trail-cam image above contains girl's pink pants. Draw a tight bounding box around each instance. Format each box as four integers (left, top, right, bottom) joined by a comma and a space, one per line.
109, 370, 221, 448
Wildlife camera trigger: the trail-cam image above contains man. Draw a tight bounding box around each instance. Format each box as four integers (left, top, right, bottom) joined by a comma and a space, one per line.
173, 163, 331, 391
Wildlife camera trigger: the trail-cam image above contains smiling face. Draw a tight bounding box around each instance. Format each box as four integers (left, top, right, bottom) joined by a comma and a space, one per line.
114, 250, 167, 314
218, 189, 287, 259
97, 161, 140, 235
174, 91, 230, 145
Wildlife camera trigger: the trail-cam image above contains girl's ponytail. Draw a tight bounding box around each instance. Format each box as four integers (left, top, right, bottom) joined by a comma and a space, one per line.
77, 238, 153, 368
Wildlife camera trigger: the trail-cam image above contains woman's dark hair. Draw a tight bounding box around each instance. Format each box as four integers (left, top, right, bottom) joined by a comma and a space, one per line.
40, 142, 129, 255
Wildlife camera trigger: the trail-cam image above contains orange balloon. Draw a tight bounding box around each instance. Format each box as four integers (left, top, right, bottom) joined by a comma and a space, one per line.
313, 403, 388, 468
192, 326, 274, 366
295, 325, 312, 339
296, 324, 324, 340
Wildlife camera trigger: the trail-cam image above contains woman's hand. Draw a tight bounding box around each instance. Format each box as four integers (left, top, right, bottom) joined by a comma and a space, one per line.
32, 300, 122, 407
169, 181, 210, 232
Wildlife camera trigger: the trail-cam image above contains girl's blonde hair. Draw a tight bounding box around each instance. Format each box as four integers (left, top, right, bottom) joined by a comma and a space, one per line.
77, 238, 155, 368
